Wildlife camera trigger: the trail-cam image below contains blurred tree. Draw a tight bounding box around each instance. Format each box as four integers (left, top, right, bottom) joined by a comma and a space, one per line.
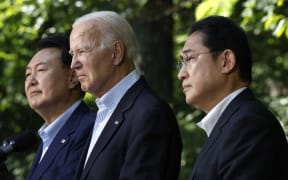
132, 0, 174, 101
0, 0, 287, 179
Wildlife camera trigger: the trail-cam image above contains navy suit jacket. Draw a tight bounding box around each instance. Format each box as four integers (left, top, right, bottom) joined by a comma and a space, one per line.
27, 102, 95, 180
74, 77, 182, 180
189, 88, 288, 180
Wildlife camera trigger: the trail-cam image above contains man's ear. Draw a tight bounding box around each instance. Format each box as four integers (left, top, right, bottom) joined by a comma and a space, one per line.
221, 49, 236, 74
112, 40, 124, 66
68, 70, 79, 88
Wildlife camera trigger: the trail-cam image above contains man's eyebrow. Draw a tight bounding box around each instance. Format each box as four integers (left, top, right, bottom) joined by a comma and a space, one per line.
26, 62, 48, 70
181, 48, 196, 54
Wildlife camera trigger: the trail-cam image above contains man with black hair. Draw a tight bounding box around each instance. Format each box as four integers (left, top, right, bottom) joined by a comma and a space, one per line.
178, 16, 288, 180
25, 35, 95, 180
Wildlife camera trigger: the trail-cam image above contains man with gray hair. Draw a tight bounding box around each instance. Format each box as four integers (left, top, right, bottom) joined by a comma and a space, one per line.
69, 11, 182, 180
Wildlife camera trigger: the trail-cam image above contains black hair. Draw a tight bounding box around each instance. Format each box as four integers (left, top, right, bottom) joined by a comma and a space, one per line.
36, 34, 72, 68
36, 34, 85, 96
190, 16, 252, 83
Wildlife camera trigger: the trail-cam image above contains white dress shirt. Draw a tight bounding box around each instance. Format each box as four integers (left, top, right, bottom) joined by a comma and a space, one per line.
38, 100, 81, 162
197, 87, 247, 137
84, 70, 140, 166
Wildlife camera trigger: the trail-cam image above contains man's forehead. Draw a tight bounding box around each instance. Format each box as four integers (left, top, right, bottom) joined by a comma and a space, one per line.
27, 48, 61, 67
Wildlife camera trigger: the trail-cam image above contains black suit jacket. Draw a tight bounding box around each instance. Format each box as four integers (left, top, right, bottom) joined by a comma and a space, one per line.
189, 88, 288, 180
74, 77, 182, 180
27, 102, 95, 180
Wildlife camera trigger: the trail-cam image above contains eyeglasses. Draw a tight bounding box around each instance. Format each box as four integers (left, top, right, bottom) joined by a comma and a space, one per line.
176, 51, 216, 71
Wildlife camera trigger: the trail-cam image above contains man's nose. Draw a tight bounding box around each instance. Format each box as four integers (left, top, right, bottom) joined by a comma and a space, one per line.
71, 55, 80, 70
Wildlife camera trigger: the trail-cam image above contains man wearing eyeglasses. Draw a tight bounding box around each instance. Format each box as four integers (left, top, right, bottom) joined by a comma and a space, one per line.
177, 16, 288, 180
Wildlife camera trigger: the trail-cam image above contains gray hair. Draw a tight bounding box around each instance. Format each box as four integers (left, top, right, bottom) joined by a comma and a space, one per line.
72, 11, 138, 64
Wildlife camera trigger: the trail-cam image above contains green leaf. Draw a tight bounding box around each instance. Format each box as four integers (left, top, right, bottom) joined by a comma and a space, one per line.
195, 0, 238, 20
273, 18, 286, 37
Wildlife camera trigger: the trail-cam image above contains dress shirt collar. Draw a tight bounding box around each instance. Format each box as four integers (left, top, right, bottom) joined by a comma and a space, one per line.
38, 100, 82, 144
83, 71, 139, 166
197, 87, 247, 137
95, 70, 140, 111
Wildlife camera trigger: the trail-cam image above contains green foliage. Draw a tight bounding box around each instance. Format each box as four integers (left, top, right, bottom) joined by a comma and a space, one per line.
195, 0, 238, 20
0, 0, 287, 179
242, 0, 288, 37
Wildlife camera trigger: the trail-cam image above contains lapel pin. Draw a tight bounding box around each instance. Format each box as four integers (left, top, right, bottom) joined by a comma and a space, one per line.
61, 139, 66, 144
114, 121, 119, 125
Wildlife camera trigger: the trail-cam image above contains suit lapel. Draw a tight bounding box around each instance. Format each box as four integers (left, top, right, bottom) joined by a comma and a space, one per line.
32, 133, 71, 178
81, 77, 146, 178
27, 142, 42, 180
189, 89, 254, 179
73, 107, 96, 180
30, 102, 89, 179
73, 132, 92, 180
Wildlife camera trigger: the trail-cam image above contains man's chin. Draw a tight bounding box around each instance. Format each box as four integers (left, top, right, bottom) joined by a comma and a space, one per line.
185, 96, 195, 106
81, 84, 90, 92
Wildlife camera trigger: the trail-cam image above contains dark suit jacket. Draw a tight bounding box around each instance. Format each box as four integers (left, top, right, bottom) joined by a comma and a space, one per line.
189, 88, 288, 180
27, 102, 95, 180
74, 77, 182, 180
